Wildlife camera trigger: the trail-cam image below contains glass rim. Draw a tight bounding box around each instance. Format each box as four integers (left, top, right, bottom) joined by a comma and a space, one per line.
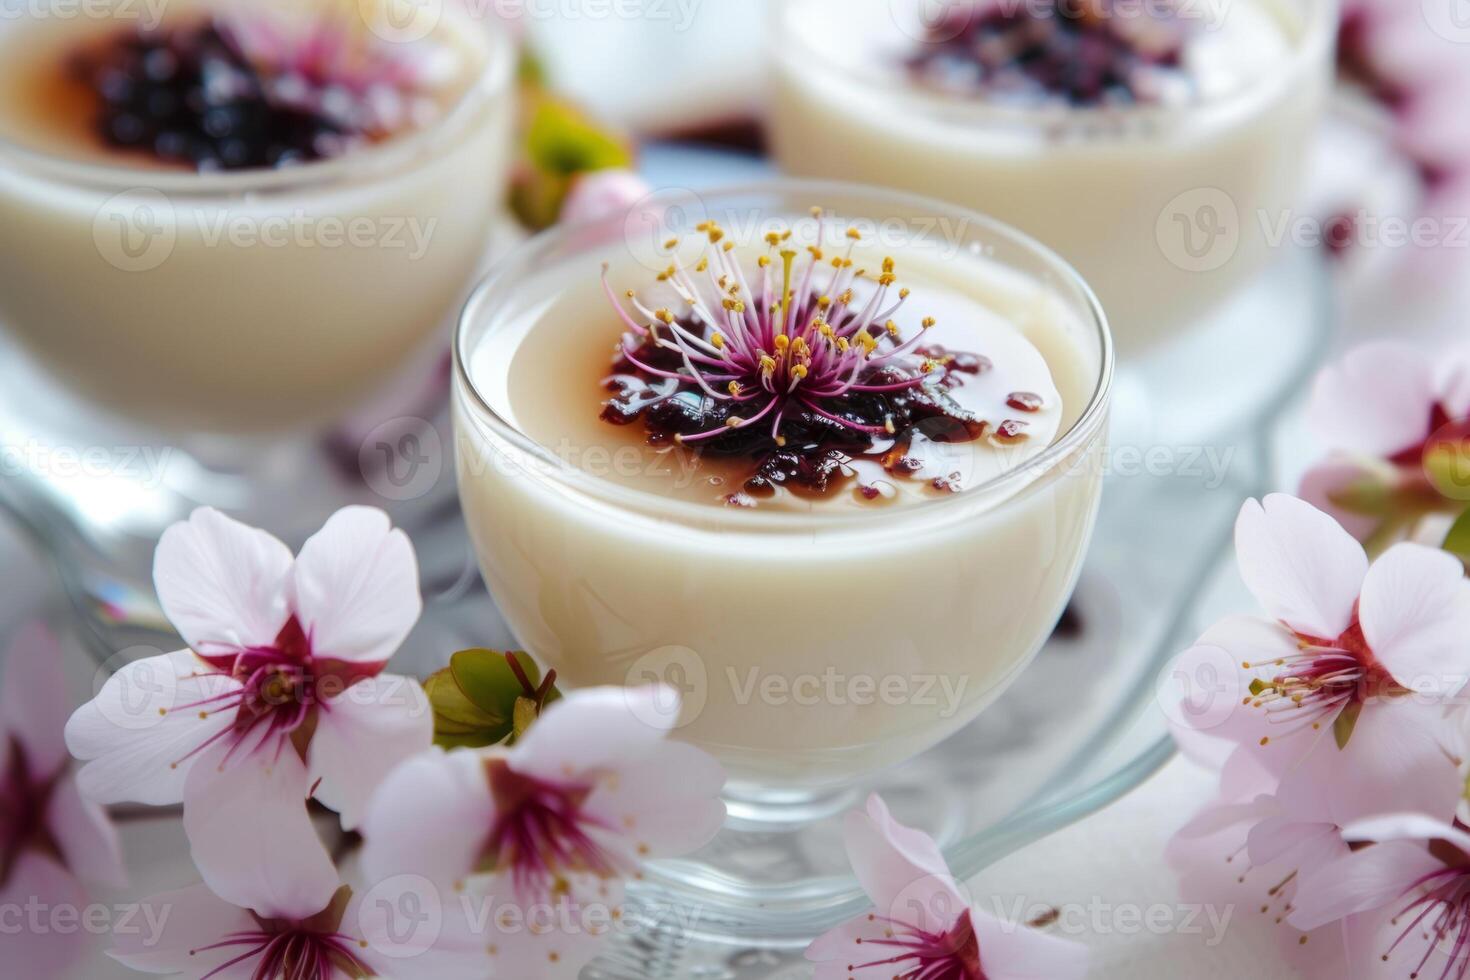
453, 178, 1115, 532
0, 8, 515, 196
774, 0, 1341, 129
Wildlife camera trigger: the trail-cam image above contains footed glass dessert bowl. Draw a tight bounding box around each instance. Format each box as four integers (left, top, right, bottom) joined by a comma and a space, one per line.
453, 182, 1112, 816
0, 0, 516, 651
769, 0, 1337, 350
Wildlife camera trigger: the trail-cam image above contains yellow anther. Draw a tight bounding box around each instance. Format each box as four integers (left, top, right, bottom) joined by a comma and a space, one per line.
837, 337, 850, 353
885, 320, 900, 337
723, 241, 734, 252
765, 232, 782, 247
839, 289, 854, 305
846, 227, 862, 240
625, 289, 635, 298
882, 257, 895, 274
656, 309, 675, 324
757, 256, 771, 268
922, 316, 936, 329
774, 334, 790, 350
727, 380, 741, 396
791, 364, 809, 380
807, 246, 824, 260
759, 354, 777, 374
817, 295, 832, 309
663, 237, 679, 249
725, 416, 744, 428
712, 332, 725, 349
696, 258, 709, 272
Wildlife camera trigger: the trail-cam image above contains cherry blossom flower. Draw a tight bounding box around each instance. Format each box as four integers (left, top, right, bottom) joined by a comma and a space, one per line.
66, 507, 432, 915
110, 881, 395, 979
1, 623, 127, 977
806, 794, 1087, 980
1299, 342, 1470, 548
1166, 494, 1470, 829
558, 169, 652, 225
359, 684, 726, 978
1290, 813, 1470, 979
1167, 791, 1348, 977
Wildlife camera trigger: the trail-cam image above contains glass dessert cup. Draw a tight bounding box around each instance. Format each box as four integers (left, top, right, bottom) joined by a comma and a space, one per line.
0, 0, 515, 653
768, 0, 1338, 351
453, 182, 1113, 815
0, 0, 514, 435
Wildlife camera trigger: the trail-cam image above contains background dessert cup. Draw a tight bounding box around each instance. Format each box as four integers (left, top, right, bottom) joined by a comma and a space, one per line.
769, 0, 1337, 349
0, 0, 515, 434
454, 182, 1112, 799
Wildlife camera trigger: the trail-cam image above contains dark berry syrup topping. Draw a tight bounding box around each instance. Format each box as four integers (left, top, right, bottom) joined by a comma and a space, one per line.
906, 0, 1196, 108
71, 15, 443, 171
600, 212, 997, 506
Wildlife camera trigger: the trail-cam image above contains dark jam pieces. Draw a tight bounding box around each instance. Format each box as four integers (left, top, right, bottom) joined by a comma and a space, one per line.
74, 21, 358, 170
906, 0, 1195, 107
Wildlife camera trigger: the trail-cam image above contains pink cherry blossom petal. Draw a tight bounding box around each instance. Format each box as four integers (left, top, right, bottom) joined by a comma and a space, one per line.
582, 739, 726, 858
307, 675, 432, 831
560, 169, 652, 225
0, 851, 92, 977
359, 748, 494, 887
1297, 457, 1390, 544
66, 650, 240, 806
967, 906, 1091, 980
1307, 341, 1437, 457
1289, 839, 1441, 931
1343, 813, 1470, 853
154, 508, 293, 658
182, 741, 338, 920
1358, 543, 1470, 693
107, 883, 258, 976
846, 794, 966, 926
1234, 495, 1368, 640
509, 686, 673, 781
1275, 694, 1462, 828
0, 623, 70, 777
47, 775, 128, 889
288, 507, 422, 666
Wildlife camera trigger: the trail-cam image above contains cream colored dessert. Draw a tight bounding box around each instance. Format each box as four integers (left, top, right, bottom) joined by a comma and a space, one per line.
453, 194, 1111, 789
770, 0, 1335, 349
0, 0, 513, 434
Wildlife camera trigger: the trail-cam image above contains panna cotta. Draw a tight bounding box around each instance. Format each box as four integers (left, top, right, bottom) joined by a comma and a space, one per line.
453, 185, 1111, 789
0, 0, 513, 433
769, 0, 1336, 348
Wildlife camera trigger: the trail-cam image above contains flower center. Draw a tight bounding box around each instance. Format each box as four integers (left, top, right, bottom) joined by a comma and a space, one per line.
478, 759, 623, 898
1242, 617, 1399, 742
602, 214, 994, 500
172, 617, 326, 769
1382, 862, 1470, 979
852, 907, 986, 980
191, 887, 373, 980
0, 738, 62, 889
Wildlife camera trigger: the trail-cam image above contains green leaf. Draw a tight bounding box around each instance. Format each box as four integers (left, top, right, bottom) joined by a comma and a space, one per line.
451, 649, 541, 716
512, 697, 540, 744
525, 99, 633, 177
1425, 436, 1470, 502
1334, 701, 1363, 751
424, 669, 507, 749
1444, 508, 1470, 557
1325, 474, 1396, 517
